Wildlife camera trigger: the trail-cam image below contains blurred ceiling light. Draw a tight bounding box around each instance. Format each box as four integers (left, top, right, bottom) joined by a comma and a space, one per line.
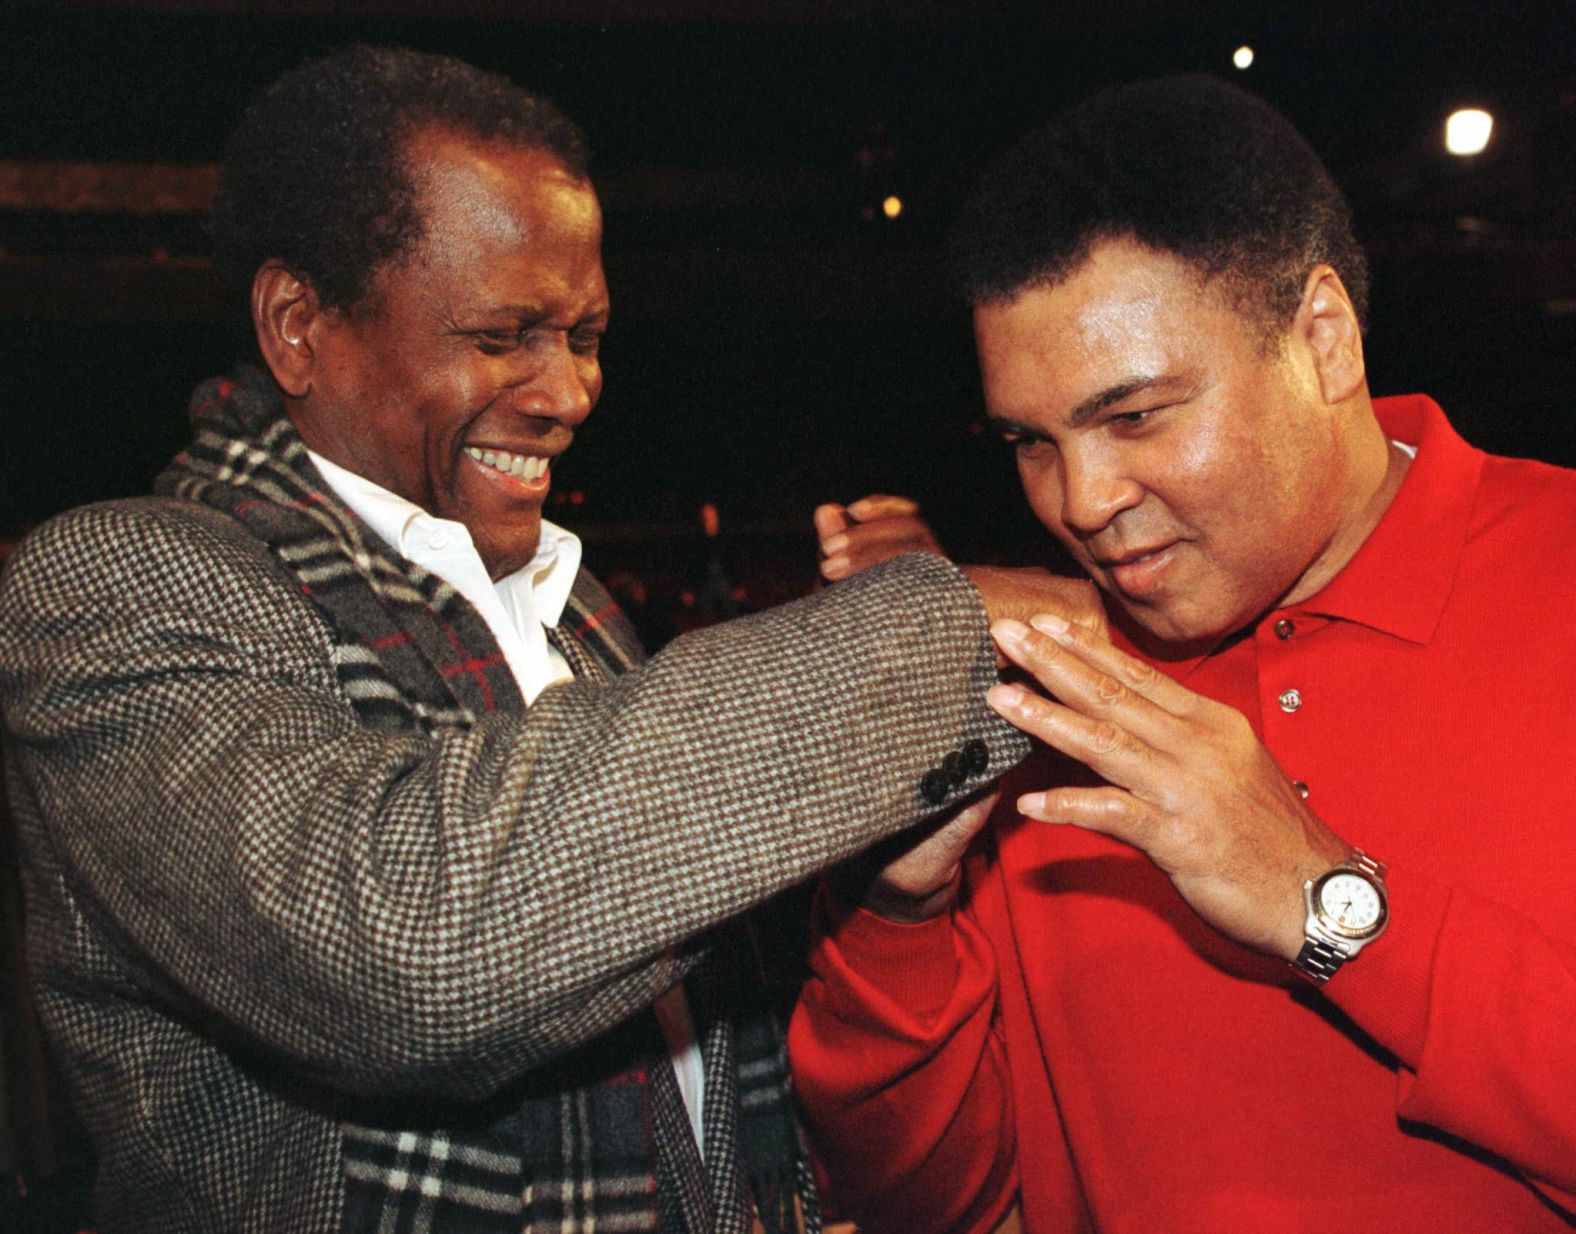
1232, 45, 1254, 70
882, 194, 904, 219
1445, 108, 1494, 156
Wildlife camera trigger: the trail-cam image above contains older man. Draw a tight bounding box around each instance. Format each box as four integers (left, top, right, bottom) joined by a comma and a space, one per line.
792, 76, 1576, 1233
0, 46, 1083, 1234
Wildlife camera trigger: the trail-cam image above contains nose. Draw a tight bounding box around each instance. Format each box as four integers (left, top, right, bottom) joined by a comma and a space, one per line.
506, 336, 599, 427
1057, 445, 1143, 535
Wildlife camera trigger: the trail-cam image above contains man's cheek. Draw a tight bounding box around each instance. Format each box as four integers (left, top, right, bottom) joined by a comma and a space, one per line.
1018, 470, 1056, 529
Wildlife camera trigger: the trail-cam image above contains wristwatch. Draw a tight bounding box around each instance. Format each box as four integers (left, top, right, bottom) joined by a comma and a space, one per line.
1291, 849, 1389, 983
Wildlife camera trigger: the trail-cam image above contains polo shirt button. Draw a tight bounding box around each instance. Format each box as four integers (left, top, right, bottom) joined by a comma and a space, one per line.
1292, 780, 1310, 799
426, 529, 450, 551
1278, 688, 1302, 713
1274, 618, 1296, 640
921, 769, 951, 805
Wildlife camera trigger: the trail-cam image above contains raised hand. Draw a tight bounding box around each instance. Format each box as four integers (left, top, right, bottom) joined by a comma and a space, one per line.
816, 495, 945, 581
813, 492, 1106, 651
987, 614, 1352, 960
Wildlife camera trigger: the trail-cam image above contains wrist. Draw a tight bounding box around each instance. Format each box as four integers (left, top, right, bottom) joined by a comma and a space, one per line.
865, 873, 961, 924
832, 862, 961, 924
1272, 831, 1360, 961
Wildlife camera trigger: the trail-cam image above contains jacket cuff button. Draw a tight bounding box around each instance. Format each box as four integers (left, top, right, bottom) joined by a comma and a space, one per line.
920, 769, 951, 805
942, 751, 968, 784
962, 738, 989, 775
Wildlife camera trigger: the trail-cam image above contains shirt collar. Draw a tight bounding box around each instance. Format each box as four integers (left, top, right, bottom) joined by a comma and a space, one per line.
515, 519, 581, 629
1294, 394, 1485, 645
1111, 394, 1485, 671
306, 448, 581, 627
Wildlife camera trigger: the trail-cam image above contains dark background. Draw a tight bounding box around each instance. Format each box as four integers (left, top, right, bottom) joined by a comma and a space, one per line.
0, 4, 1573, 1227
3, 0, 1575, 580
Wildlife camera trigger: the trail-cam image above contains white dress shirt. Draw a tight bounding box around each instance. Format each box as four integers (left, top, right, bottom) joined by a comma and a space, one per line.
308, 449, 706, 1150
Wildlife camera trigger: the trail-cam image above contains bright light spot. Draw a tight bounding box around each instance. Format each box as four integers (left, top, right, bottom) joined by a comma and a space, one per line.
1445, 108, 1494, 156
882, 195, 904, 219
1232, 45, 1254, 70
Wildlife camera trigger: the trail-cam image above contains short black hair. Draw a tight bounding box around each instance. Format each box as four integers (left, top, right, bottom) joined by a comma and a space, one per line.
949, 75, 1368, 338
211, 44, 588, 330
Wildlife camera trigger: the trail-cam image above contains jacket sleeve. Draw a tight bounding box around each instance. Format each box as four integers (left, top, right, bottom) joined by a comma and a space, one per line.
1318, 865, 1576, 1213
0, 499, 1026, 1099
788, 858, 1017, 1234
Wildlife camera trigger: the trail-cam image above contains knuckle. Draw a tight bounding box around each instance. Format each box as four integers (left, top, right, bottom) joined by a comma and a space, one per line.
1040, 788, 1076, 817
1088, 790, 1129, 823
1093, 671, 1127, 707
1087, 718, 1128, 755
1118, 656, 1161, 691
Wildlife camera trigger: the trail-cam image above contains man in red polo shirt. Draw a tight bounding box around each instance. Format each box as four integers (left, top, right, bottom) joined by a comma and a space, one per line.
791, 76, 1576, 1234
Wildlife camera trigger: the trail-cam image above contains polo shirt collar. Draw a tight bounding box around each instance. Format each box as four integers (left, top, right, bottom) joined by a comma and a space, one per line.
1296, 394, 1485, 645
1109, 394, 1484, 671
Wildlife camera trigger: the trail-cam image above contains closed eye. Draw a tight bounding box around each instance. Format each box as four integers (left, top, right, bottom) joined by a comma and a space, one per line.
998, 429, 1055, 459
471, 330, 524, 356
1105, 404, 1171, 432
468, 325, 605, 358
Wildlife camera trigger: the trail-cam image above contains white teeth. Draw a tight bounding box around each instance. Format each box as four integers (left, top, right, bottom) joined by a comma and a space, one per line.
464, 446, 549, 481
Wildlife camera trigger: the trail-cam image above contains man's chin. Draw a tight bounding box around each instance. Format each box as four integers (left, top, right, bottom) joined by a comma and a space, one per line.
1109, 597, 1235, 660
466, 510, 545, 582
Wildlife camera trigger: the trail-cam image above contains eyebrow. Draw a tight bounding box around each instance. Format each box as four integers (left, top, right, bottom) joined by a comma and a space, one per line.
1066, 374, 1181, 427
445, 302, 610, 331
986, 372, 1187, 436
486, 303, 611, 320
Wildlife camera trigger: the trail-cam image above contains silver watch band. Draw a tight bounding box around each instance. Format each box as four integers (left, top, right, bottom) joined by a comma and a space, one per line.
1292, 936, 1348, 983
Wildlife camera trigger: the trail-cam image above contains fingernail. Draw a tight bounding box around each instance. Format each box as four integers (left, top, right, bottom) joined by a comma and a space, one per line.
988, 683, 1025, 710
1031, 613, 1069, 637
991, 618, 1030, 647
1020, 792, 1065, 821
822, 556, 849, 579
822, 534, 848, 555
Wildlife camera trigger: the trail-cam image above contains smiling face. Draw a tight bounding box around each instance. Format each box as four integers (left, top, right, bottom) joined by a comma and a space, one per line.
976, 237, 1375, 647
291, 128, 608, 578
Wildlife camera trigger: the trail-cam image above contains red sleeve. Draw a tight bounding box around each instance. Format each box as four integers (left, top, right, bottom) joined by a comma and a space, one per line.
788, 876, 1017, 1234
1325, 865, 1576, 1214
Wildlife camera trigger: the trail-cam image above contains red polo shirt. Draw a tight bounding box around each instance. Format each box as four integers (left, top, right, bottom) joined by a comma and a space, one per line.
790, 397, 1576, 1234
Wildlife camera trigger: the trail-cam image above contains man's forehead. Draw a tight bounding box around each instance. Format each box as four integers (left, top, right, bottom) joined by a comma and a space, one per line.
404, 126, 599, 241
974, 240, 1276, 428
980, 242, 1260, 365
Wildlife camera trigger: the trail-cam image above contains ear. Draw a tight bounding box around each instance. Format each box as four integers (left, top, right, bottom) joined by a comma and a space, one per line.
1293, 265, 1366, 404
251, 261, 331, 399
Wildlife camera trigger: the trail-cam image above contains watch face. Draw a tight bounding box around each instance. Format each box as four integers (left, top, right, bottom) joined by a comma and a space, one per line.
1317, 871, 1386, 937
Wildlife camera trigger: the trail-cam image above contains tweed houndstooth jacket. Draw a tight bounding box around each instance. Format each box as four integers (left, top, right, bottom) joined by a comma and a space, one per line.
0, 487, 1022, 1232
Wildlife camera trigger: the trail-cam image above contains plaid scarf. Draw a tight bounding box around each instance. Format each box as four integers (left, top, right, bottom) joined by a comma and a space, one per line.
154, 368, 819, 1234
